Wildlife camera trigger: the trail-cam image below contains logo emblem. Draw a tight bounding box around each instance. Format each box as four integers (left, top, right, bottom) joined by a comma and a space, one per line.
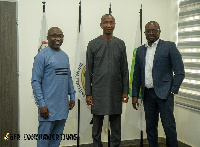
81, 65, 86, 90
4, 133, 9, 140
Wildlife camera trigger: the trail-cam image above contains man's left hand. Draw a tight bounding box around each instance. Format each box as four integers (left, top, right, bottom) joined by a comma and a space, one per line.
122, 94, 129, 103
69, 100, 75, 110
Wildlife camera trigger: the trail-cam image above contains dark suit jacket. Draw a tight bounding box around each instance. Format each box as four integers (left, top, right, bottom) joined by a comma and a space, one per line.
132, 39, 185, 99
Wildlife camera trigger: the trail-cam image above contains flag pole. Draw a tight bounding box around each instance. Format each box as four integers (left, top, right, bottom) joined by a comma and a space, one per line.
139, 5, 143, 147
77, 1, 81, 147
108, 3, 112, 147
38, 1, 46, 53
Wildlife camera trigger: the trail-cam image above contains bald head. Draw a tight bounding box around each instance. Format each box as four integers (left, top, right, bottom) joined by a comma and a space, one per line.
145, 21, 160, 30
100, 14, 116, 37
101, 14, 115, 23
48, 27, 63, 36
47, 27, 64, 51
144, 21, 161, 46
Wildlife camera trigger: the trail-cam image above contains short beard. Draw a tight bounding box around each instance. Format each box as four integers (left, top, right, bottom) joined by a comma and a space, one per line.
148, 39, 157, 44
105, 32, 112, 35
149, 40, 155, 44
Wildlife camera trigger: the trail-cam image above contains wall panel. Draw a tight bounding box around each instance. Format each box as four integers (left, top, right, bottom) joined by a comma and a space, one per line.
0, 1, 18, 147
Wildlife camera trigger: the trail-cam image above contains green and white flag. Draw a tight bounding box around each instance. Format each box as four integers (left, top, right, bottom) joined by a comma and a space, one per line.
126, 19, 146, 131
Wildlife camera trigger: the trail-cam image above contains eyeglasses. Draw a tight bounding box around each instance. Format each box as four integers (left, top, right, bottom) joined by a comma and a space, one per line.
145, 29, 160, 34
49, 34, 64, 39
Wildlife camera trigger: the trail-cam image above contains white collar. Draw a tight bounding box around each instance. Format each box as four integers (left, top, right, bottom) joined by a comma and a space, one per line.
145, 39, 159, 48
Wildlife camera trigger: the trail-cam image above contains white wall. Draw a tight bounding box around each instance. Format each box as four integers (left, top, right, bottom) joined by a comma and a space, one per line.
175, 101, 200, 147
15, 0, 200, 147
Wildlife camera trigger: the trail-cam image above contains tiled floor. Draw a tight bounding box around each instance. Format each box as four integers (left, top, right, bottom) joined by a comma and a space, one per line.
123, 143, 166, 147
68, 143, 167, 147
66, 139, 191, 147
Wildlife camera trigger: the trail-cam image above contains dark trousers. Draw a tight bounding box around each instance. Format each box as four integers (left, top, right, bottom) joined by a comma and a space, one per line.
92, 114, 121, 147
143, 88, 178, 147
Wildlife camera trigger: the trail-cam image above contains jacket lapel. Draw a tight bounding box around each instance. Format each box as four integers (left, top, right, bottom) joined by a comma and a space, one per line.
153, 40, 163, 67
142, 46, 147, 71
141, 45, 147, 85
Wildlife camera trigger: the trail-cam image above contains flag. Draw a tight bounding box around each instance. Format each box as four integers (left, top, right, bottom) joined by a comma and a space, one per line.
125, 19, 146, 131
38, 11, 48, 52
73, 16, 93, 134
31, 4, 48, 102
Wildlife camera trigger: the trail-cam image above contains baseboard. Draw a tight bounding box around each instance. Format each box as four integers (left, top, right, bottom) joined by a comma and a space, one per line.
65, 137, 191, 147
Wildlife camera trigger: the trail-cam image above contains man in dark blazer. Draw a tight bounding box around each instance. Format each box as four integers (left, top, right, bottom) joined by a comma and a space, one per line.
132, 21, 185, 147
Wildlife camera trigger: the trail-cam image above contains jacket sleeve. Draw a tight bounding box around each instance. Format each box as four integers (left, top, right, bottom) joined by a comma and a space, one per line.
132, 48, 142, 97
31, 54, 46, 108
85, 42, 93, 95
169, 42, 185, 94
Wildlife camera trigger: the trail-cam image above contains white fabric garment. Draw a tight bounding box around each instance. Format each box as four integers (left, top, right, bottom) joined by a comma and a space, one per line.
145, 39, 159, 88
38, 12, 48, 52
125, 18, 146, 131
73, 22, 93, 133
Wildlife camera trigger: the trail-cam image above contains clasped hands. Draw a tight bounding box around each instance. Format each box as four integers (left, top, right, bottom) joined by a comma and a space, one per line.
86, 94, 129, 105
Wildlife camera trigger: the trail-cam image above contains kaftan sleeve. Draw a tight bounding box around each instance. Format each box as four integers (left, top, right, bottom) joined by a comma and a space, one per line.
121, 42, 129, 94
85, 42, 94, 95
67, 59, 76, 101
31, 54, 46, 108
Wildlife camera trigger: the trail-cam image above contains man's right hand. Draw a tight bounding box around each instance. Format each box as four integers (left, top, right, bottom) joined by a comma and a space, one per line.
86, 95, 93, 105
132, 96, 139, 110
40, 106, 49, 119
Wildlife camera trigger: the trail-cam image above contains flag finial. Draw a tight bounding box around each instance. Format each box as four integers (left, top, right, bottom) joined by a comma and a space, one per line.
42, 1, 46, 13
109, 3, 112, 14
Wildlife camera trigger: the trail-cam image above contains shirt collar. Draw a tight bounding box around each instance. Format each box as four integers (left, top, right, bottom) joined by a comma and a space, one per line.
145, 39, 160, 48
